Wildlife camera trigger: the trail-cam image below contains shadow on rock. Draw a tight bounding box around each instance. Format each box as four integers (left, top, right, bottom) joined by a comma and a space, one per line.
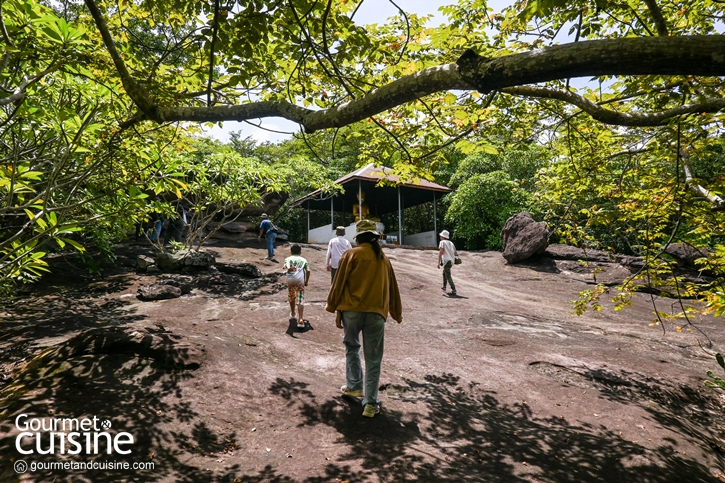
266, 374, 720, 482
0, 327, 247, 483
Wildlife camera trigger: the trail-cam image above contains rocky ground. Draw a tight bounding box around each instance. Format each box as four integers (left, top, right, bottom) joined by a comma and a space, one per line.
1, 239, 724, 482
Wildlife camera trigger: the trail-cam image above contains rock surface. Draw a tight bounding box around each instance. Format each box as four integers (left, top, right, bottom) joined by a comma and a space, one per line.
1, 240, 723, 483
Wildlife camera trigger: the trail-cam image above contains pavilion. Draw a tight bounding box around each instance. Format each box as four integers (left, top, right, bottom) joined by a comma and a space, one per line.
289, 163, 452, 247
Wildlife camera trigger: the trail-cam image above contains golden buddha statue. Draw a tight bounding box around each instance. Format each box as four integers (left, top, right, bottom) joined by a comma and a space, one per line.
353, 192, 380, 222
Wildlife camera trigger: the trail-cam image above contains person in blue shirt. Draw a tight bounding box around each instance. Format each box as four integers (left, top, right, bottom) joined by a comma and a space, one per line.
257, 213, 277, 261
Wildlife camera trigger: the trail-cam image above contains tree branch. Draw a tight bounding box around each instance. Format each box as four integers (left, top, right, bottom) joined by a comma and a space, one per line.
456, 36, 725, 94
0, 76, 28, 106
153, 63, 470, 132
83, 0, 156, 114
680, 148, 725, 210
643, 0, 669, 37
87, 3, 725, 133
501, 85, 725, 126
207, 0, 221, 107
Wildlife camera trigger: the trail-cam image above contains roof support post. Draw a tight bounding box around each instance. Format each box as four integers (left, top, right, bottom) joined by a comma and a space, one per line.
307, 202, 311, 243
398, 186, 402, 245
358, 180, 362, 224
433, 191, 437, 237
331, 196, 334, 230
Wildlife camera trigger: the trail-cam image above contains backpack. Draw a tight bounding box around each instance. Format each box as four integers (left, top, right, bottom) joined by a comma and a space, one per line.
267, 220, 279, 233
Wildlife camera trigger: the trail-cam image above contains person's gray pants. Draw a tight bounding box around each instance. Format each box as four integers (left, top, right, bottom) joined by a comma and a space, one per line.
442, 260, 456, 292
342, 311, 386, 407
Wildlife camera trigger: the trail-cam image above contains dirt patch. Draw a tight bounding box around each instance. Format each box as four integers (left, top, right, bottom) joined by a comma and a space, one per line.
1, 240, 724, 482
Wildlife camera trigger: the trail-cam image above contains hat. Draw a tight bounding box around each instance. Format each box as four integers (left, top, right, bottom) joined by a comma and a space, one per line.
335, 226, 346, 235
260, 213, 268, 219
356, 219, 380, 236
439, 230, 450, 239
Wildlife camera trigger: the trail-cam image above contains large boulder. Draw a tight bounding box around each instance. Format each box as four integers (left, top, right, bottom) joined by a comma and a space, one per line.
155, 249, 215, 272
664, 243, 710, 269
238, 191, 288, 218
501, 212, 549, 264
544, 244, 616, 263
218, 221, 256, 233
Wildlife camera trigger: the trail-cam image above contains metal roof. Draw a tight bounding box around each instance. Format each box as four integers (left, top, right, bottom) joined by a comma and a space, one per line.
290, 163, 451, 214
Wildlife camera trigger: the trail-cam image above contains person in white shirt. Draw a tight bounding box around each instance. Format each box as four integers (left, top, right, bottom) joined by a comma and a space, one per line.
326, 226, 352, 283
437, 230, 458, 295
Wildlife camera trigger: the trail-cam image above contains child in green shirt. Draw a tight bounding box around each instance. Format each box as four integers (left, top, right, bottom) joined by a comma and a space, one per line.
283, 244, 310, 328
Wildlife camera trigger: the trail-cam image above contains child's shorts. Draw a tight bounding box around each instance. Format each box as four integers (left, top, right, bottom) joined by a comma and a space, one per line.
287, 282, 305, 306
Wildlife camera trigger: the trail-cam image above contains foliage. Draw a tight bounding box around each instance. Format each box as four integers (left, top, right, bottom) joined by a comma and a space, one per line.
705, 353, 725, 392
165, 137, 338, 246
0, 0, 223, 289
0, 0, 134, 288
442, 145, 549, 249
449, 144, 550, 190
446, 170, 536, 250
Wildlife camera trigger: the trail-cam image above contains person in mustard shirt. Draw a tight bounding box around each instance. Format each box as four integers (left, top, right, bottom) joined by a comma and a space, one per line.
326, 219, 403, 418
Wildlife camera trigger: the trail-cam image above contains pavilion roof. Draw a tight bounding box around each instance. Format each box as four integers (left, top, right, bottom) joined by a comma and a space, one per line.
290, 163, 451, 213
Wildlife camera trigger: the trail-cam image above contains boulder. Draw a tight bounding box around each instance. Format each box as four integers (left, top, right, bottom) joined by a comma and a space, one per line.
219, 221, 256, 233
544, 244, 615, 263
138, 283, 182, 300
155, 249, 215, 272
158, 275, 193, 294
136, 255, 156, 271
664, 243, 710, 269
501, 212, 549, 264
238, 191, 288, 218
215, 261, 263, 278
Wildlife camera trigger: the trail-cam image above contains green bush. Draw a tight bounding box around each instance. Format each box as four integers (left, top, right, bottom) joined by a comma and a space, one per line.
445, 171, 535, 250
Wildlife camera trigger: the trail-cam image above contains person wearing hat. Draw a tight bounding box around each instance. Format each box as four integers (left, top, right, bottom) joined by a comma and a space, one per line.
257, 213, 278, 261
326, 219, 402, 418
325, 226, 352, 284
437, 229, 458, 295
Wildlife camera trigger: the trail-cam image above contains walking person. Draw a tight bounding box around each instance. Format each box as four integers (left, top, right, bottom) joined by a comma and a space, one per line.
325, 226, 352, 283
164, 200, 188, 245
148, 212, 165, 242
437, 230, 458, 296
326, 220, 403, 418
283, 244, 311, 329
257, 213, 278, 262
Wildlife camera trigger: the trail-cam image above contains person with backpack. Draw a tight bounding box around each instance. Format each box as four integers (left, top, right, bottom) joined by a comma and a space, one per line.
283, 244, 311, 329
257, 213, 278, 262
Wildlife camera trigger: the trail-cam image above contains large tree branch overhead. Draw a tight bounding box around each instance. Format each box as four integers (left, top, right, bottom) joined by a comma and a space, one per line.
84, 0, 725, 133
455, 37, 725, 93
172, 36, 725, 130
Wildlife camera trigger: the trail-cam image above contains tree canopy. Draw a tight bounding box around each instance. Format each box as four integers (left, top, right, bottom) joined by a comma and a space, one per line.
2, 0, 725, 323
